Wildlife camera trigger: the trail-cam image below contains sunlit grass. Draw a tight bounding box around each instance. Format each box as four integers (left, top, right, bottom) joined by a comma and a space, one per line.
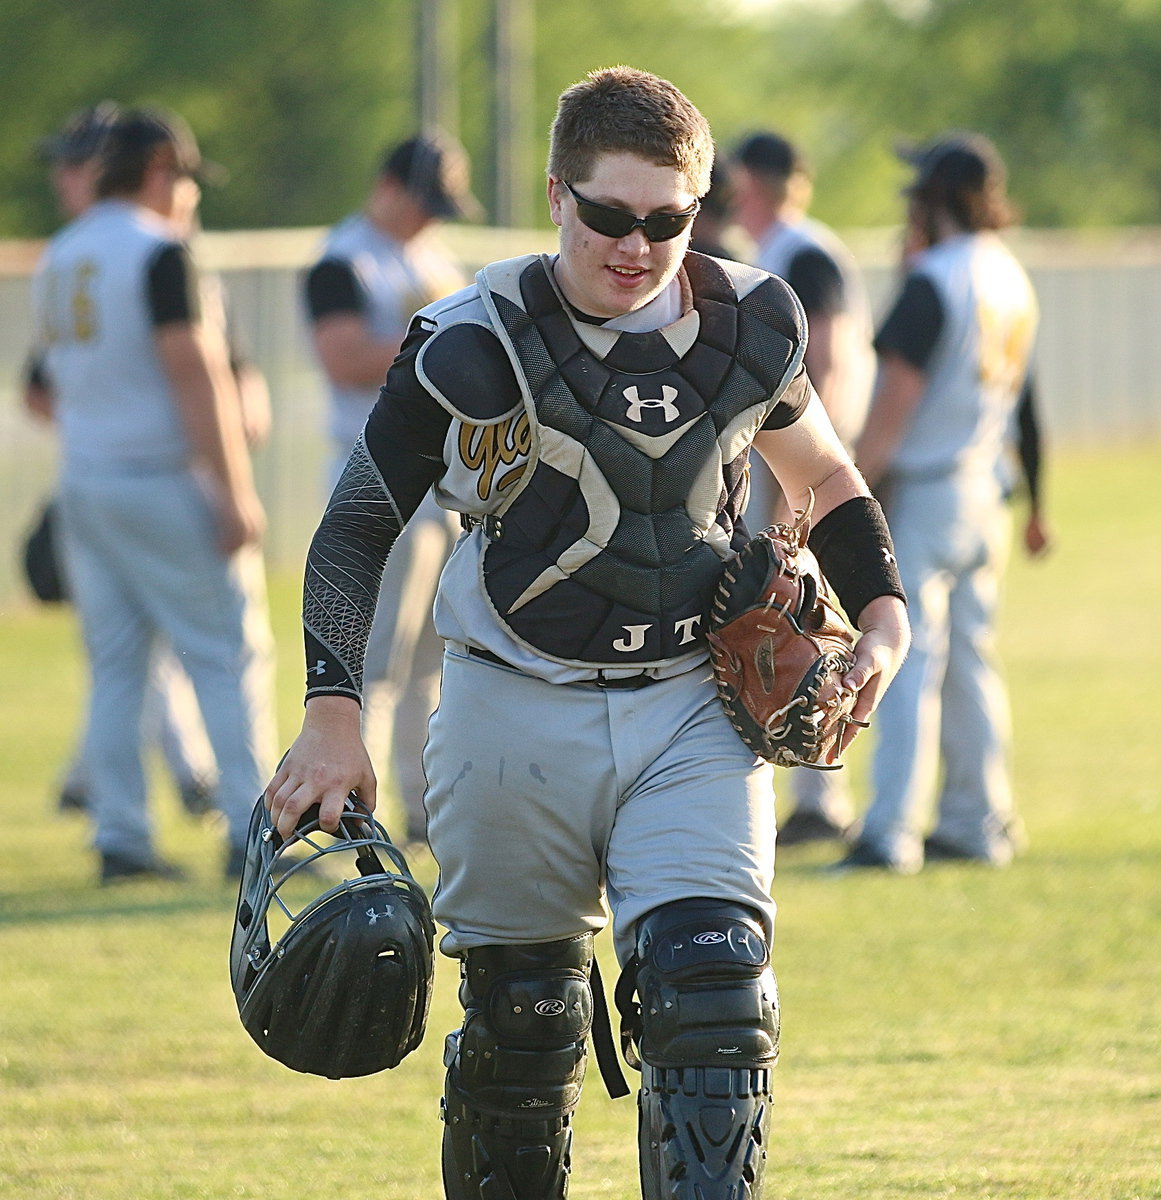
1, 443, 1158, 1198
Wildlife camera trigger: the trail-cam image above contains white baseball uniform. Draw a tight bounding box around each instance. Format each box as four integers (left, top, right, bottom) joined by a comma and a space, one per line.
34, 199, 276, 863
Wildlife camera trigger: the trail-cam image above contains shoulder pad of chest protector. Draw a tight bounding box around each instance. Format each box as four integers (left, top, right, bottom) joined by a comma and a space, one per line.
416, 320, 524, 426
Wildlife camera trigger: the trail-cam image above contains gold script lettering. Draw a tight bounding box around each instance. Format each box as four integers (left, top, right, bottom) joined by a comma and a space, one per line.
459, 413, 531, 501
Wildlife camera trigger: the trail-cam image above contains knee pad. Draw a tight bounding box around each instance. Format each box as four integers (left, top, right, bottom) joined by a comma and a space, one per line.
449, 935, 594, 1113
442, 935, 594, 1200
629, 898, 779, 1070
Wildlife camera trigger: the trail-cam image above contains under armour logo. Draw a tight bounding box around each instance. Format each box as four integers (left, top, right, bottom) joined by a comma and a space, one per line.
882, 548, 897, 567
366, 904, 395, 924
623, 384, 679, 423
309, 660, 327, 676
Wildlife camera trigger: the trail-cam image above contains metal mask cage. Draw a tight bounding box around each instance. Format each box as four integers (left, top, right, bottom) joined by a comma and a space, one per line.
230, 796, 429, 1001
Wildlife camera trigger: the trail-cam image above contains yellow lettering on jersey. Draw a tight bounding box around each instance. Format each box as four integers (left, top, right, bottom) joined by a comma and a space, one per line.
459, 413, 531, 501
978, 300, 1034, 392
40, 260, 99, 345
40, 269, 63, 345
72, 261, 98, 342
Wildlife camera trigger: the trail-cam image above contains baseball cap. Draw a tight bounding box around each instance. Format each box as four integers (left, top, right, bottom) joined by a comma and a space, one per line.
899, 131, 1006, 195
733, 131, 808, 179
101, 107, 227, 186
38, 101, 122, 164
382, 134, 481, 220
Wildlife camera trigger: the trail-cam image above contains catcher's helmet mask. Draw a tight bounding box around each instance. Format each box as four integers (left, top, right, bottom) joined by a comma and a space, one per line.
230, 793, 435, 1079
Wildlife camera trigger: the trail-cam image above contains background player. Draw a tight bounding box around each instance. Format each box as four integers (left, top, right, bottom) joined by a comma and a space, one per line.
33, 108, 276, 882
266, 67, 910, 1198
24, 102, 219, 822
304, 133, 477, 846
843, 131, 1040, 872
729, 129, 877, 845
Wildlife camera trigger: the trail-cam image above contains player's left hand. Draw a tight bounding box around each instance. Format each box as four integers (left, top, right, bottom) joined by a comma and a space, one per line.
840, 595, 911, 750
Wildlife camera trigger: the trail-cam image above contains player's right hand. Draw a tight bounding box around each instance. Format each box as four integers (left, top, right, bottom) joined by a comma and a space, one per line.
264, 695, 376, 839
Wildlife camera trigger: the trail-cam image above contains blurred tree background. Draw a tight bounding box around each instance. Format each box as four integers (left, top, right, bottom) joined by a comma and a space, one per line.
2, 0, 1159, 237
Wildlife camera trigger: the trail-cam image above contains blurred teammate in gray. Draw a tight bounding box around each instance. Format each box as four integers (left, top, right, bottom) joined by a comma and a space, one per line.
268, 67, 910, 1199
24, 102, 220, 819
730, 130, 876, 844
33, 109, 276, 883
843, 132, 1040, 872
304, 134, 477, 845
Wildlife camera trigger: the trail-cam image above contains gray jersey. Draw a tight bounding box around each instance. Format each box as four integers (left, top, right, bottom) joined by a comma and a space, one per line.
753, 216, 874, 443
885, 232, 1038, 480
310, 214, 464, 450
33, 199, 189, 474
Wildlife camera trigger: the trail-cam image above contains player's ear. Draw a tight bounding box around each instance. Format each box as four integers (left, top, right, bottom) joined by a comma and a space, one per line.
547, 177, 565, 228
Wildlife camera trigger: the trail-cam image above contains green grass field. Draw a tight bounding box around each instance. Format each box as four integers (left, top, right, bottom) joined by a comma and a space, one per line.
1, 443, 1158, 1199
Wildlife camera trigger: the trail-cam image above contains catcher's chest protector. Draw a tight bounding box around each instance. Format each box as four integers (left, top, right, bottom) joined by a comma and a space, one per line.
476, 253, 802, 668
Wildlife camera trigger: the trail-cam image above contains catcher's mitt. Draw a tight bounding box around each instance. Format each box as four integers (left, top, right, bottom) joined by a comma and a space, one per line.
707, 501, 867, 770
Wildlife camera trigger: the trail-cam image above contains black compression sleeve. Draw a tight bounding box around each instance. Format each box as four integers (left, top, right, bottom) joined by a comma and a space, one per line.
302, 435, 406, 702
302, 320, 450, 702
808, 496, 906, 622
1015, 377, 1042, 505
147, 243, 200, 326
305, 258, 365, 320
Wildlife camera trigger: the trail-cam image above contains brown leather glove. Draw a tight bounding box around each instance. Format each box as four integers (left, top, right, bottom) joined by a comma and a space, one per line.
707, 504, 867, 770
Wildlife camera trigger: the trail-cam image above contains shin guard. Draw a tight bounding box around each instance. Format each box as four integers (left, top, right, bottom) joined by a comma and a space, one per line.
625, 900, 779, 1199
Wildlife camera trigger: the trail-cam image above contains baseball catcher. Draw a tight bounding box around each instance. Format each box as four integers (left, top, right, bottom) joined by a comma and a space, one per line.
708, 495, 867, 770
263, 66, 911, 1200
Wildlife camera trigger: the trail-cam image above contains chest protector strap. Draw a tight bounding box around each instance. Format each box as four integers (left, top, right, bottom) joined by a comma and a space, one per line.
476, 252, 803, 668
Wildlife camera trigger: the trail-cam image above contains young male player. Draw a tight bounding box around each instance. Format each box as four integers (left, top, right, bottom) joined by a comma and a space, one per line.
267, 67, 910, 1199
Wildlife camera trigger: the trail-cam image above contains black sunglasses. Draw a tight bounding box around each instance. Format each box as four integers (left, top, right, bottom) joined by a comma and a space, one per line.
562, 180, 699, 243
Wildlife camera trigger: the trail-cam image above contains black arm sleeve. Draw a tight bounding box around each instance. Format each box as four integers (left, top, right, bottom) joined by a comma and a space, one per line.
786, 247, 845, 317
146, 243, 201, 326
302, 320, 452, 701
1015, 377, 1043, 506
304, 258, 366, 321
873, 274, 943, 370
809, 496, 907, 621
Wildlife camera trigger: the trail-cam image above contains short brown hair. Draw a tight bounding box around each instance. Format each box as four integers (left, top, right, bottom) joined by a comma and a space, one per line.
547, 66, 714, 196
